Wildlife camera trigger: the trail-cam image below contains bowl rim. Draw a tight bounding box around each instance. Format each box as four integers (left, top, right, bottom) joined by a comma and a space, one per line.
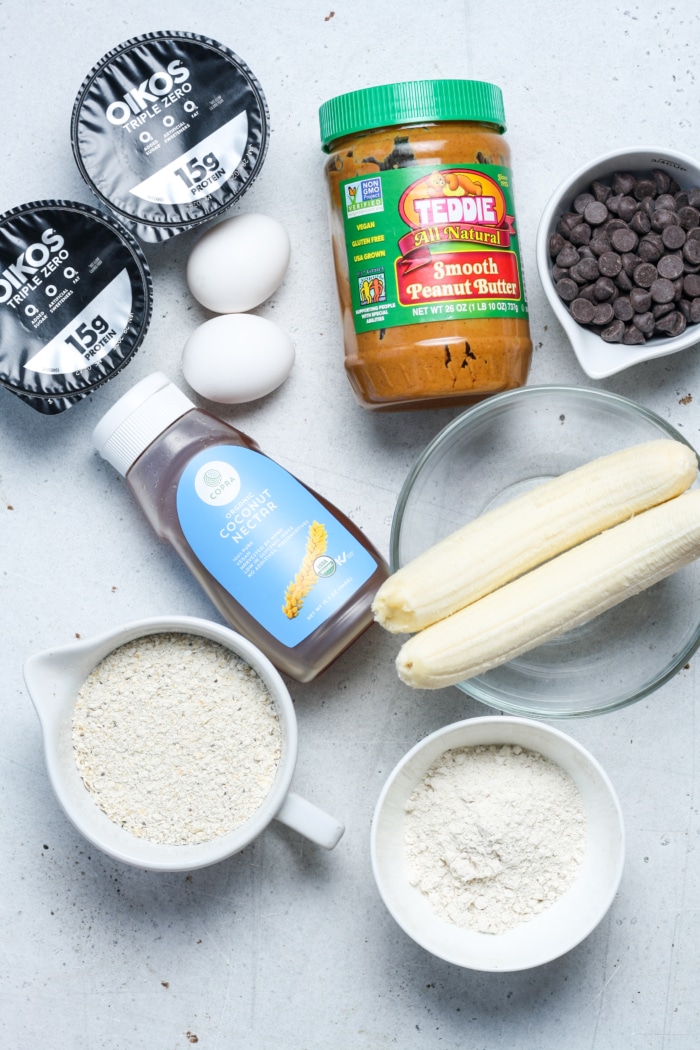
370, 715, 625, 971
389, 384, 700, 717
535, 145, 700, 379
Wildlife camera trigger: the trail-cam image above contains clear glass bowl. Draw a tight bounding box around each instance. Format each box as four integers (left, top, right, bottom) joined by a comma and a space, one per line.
390, 385, 700, 718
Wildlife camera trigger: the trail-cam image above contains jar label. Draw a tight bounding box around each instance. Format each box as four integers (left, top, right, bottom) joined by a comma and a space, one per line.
339, 163, 528, 332
176, 445, 379, 646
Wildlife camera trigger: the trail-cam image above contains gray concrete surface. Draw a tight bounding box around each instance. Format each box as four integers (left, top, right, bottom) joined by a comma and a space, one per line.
1, 1, 699, 1047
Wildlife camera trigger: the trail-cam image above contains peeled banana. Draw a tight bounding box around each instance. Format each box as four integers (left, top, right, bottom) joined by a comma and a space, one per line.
373, 439, 698, 634
397, 488, 700, 689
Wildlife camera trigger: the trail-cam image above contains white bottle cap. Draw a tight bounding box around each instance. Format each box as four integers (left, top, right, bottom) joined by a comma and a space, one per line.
92, 372, 195, 475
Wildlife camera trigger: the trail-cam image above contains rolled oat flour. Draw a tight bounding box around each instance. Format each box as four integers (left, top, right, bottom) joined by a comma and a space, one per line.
72, 633, 282, 845
404, 744, 587, 935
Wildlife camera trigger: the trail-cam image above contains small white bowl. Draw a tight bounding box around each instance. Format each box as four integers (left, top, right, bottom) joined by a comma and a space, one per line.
537, 146, 700, 379
23, 615, 344, 871
371, 716, 624, 971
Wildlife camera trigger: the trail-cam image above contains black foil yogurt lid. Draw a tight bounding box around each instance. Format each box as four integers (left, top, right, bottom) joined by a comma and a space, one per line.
0, 200, 152, 414
70, 30, 270, 242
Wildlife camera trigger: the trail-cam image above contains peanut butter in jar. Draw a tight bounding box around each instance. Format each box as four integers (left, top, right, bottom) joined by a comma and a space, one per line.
319, 80, 533, 410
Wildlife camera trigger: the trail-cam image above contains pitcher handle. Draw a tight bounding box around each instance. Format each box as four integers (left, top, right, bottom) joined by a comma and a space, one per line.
274, 791, 344, 849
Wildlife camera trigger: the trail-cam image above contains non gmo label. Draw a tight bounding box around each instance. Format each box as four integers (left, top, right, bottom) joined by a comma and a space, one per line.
176, 446, 379, 647
340, 163, 528, 333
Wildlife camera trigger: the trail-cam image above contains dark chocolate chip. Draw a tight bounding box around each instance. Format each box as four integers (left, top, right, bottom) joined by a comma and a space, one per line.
683, 238, 700, 264
634, 178, 657, 200
568, 262, 590, 284
556, 244, 581, 268
570, 298, 596, 323
634, 262, 658, 287
569, 223, 592, 246
598, 251, 622, 276
617, 196, 638, 222
632, 311, 655, 334
549, 232, 567, 257
638, 236, 663, 262
653, 302, 674, 319
630, 287, 652, 312
650, 208, 678, 232
557, 212, 583, 237
610, 227, 639, 253
621, 252, 641, 276
662, 225, 686, 250
589, 235, 612, 256
688, 188, 700, 208
555, 277, 579, 302
601, 319, 626, 342
683, 273, 700, 297
613, 297, 634, 321
655, 310, 686, 336
652, 170, 671, 195
630, 211, 652, 236
573, 192, 595, 214
657, 253, 685, 280
615, 269, 634, 292
623, 323, 647, 344
593, 276, 616, 300
583, 200, 609, 225
650, 277, 676, 304
678, 206, 700, 230
690, 298, 700, 323
593, 302, 615, 325
573, 256, 600, 282
551, 264, 570, 281
592, 180, 612, 202
612, 172, 637, 196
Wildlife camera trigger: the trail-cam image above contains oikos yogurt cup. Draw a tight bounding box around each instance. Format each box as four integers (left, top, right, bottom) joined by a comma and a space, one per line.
71, 31, 270, 242
0, 199, 151, 414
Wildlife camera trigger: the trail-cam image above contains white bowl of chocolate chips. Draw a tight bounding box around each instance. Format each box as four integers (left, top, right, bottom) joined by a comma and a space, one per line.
537, 146, 700, 379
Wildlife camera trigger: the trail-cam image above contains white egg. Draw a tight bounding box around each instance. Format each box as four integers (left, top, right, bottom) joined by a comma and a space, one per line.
186, 212, 291, 313
181, 313, 295, 404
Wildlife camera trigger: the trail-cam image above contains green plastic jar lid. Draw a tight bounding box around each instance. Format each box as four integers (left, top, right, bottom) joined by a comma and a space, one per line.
319, 79, 505, 151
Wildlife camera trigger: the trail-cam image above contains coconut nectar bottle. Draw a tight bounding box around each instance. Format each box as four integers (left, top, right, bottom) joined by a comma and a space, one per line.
92, 373, 388, 681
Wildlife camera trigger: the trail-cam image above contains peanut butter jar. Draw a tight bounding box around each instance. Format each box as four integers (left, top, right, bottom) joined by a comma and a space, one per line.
319, 80, 533, 410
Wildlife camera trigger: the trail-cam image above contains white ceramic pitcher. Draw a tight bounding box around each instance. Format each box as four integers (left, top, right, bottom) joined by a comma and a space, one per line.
24, 615, 344, 871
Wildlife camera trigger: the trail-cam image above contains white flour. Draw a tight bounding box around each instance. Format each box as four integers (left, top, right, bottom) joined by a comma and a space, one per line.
404, 744, 586, 935
72, 633, 281, 846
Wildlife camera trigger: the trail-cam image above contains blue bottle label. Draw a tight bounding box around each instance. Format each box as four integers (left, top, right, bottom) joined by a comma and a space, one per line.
176, 446, 379, 646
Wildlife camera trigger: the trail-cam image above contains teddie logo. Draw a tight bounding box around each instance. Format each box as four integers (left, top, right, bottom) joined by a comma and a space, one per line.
194, 461, 241, 506
105, 60, 191, 125
394, 167, 521, 305
398, 168, 510, 241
